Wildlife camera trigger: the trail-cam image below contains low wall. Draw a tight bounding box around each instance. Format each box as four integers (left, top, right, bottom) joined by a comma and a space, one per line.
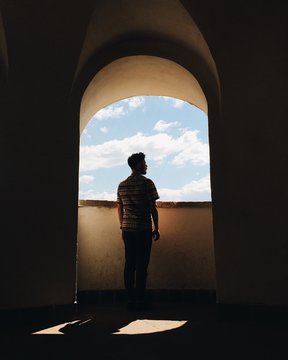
77, 201, 216, 291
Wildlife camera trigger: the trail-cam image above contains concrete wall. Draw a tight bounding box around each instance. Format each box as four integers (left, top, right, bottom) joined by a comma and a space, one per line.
77, 202, 215, 291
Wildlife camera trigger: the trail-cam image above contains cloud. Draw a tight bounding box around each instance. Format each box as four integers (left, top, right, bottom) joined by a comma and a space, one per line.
82, 128, 92, 139
158, 175, 211, 201
78, 176, 211, 201
79, 175, 95, 184
171, 131, 209, 167
79, 189, 116, 201
123, 96, 145, 109
92, 104, 126, 121
79, 131, 209, 171
162, 96, 186, 109
100, 126, 108, 133
153, 120, 179, 132
90, 96, 145, 123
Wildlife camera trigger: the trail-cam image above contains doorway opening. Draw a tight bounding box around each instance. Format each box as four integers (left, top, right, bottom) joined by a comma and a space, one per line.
76, 55, 216, 299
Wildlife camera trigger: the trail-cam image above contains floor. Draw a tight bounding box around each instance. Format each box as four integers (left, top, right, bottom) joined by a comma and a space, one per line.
0, 300, 288, 359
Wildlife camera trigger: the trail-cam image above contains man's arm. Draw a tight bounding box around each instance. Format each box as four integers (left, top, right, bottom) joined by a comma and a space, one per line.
117, 202, 123, 229
151, 201, 160, 240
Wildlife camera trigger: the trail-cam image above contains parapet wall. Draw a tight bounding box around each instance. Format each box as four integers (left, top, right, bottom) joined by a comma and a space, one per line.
77, 201, 216, 291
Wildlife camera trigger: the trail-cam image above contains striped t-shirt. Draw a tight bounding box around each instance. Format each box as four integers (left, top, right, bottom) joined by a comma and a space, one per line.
117, 174, 159, 231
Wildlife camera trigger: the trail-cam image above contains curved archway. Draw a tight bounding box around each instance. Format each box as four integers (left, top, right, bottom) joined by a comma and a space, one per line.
75, 0, 220, 297
77, 55, 216, 293
74, 0, 219, 86
80, 55, 207, 133
72, 0, 220, 124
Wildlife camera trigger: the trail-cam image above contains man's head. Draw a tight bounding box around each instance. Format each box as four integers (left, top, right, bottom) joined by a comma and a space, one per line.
128, 152, 147, 174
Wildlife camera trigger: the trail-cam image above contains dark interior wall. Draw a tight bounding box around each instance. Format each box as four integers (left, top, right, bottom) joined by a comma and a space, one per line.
0, 9, 8, 80
184, 1, 288, 305
0, 0, 219, 309
1, 0, 288, 309
0, 0, 93, 308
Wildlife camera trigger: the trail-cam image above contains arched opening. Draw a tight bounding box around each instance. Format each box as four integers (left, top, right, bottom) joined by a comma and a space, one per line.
71, 0, 221, 306
79, 95, 211, 202
77, 55, 216, 298
79, 56, 208, 134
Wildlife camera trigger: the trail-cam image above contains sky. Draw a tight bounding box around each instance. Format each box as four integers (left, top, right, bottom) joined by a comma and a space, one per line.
79, 96, 211, 202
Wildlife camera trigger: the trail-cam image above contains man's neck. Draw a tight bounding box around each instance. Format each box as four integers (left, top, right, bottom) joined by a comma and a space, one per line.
132, 170, 143, 176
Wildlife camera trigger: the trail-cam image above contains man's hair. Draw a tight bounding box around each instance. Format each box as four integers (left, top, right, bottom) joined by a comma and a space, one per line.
128, 152, 145, 169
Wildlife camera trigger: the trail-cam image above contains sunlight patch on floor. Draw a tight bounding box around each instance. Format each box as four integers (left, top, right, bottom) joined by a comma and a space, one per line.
112, 319, 187, 335
32, 320, 82, 335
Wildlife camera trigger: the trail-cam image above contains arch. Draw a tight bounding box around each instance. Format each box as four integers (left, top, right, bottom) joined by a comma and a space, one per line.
77, 0, 214, 203
74, 0, 219, 85
70, 0, 221, 208
75, 0, 220, 296
80, 55, 207, 133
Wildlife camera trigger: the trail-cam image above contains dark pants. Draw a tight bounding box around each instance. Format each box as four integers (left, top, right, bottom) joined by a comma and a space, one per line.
122, 230, 152, 301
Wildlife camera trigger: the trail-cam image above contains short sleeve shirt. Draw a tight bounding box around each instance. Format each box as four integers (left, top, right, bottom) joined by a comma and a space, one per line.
117, 174, 159, 231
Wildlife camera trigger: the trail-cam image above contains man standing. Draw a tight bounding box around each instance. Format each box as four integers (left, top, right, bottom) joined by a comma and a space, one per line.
117, 152, 160, 310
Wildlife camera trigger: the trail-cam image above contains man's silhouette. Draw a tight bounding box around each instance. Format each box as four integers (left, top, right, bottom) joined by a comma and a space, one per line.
117, 152, 160, 310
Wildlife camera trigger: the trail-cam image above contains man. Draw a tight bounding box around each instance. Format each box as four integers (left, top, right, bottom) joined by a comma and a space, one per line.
117, 152, 160, 310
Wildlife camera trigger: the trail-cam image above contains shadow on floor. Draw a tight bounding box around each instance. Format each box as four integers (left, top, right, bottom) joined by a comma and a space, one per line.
0, 302, 288, 359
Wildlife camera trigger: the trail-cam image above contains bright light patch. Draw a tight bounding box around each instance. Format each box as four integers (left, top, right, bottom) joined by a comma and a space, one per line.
32, 319, 91, 335
153, 120, 179, 132
112, 319, 187, 335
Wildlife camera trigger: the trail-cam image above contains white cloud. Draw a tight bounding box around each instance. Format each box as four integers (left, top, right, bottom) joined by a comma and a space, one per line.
153, 120, 179, 132
90, 96, 145, 123
100, 126, 108, 133
92, 105, 126, 121
79, 176, 211, 201
123, 96, 145, 109
82, 128, 92, 139
79, 175, 95, 184
171, 131, 209, 167
79, 189, 116, 201
162, 96, 186, 109
79, 131, 209, 171
158, 175, 211, 201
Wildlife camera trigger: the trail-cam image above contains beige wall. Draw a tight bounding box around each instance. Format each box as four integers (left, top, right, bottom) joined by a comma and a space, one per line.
77, 202, 216, 291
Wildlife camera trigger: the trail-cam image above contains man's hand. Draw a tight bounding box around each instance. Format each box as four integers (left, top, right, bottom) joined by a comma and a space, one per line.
117, 203, 123, 230
152, 230, 160, 241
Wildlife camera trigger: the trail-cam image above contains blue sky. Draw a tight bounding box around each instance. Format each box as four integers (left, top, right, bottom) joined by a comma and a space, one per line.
79, 96, 211, 201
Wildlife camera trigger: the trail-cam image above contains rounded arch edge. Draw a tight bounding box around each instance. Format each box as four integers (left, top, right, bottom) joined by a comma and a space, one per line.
79, 55, 209, 134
